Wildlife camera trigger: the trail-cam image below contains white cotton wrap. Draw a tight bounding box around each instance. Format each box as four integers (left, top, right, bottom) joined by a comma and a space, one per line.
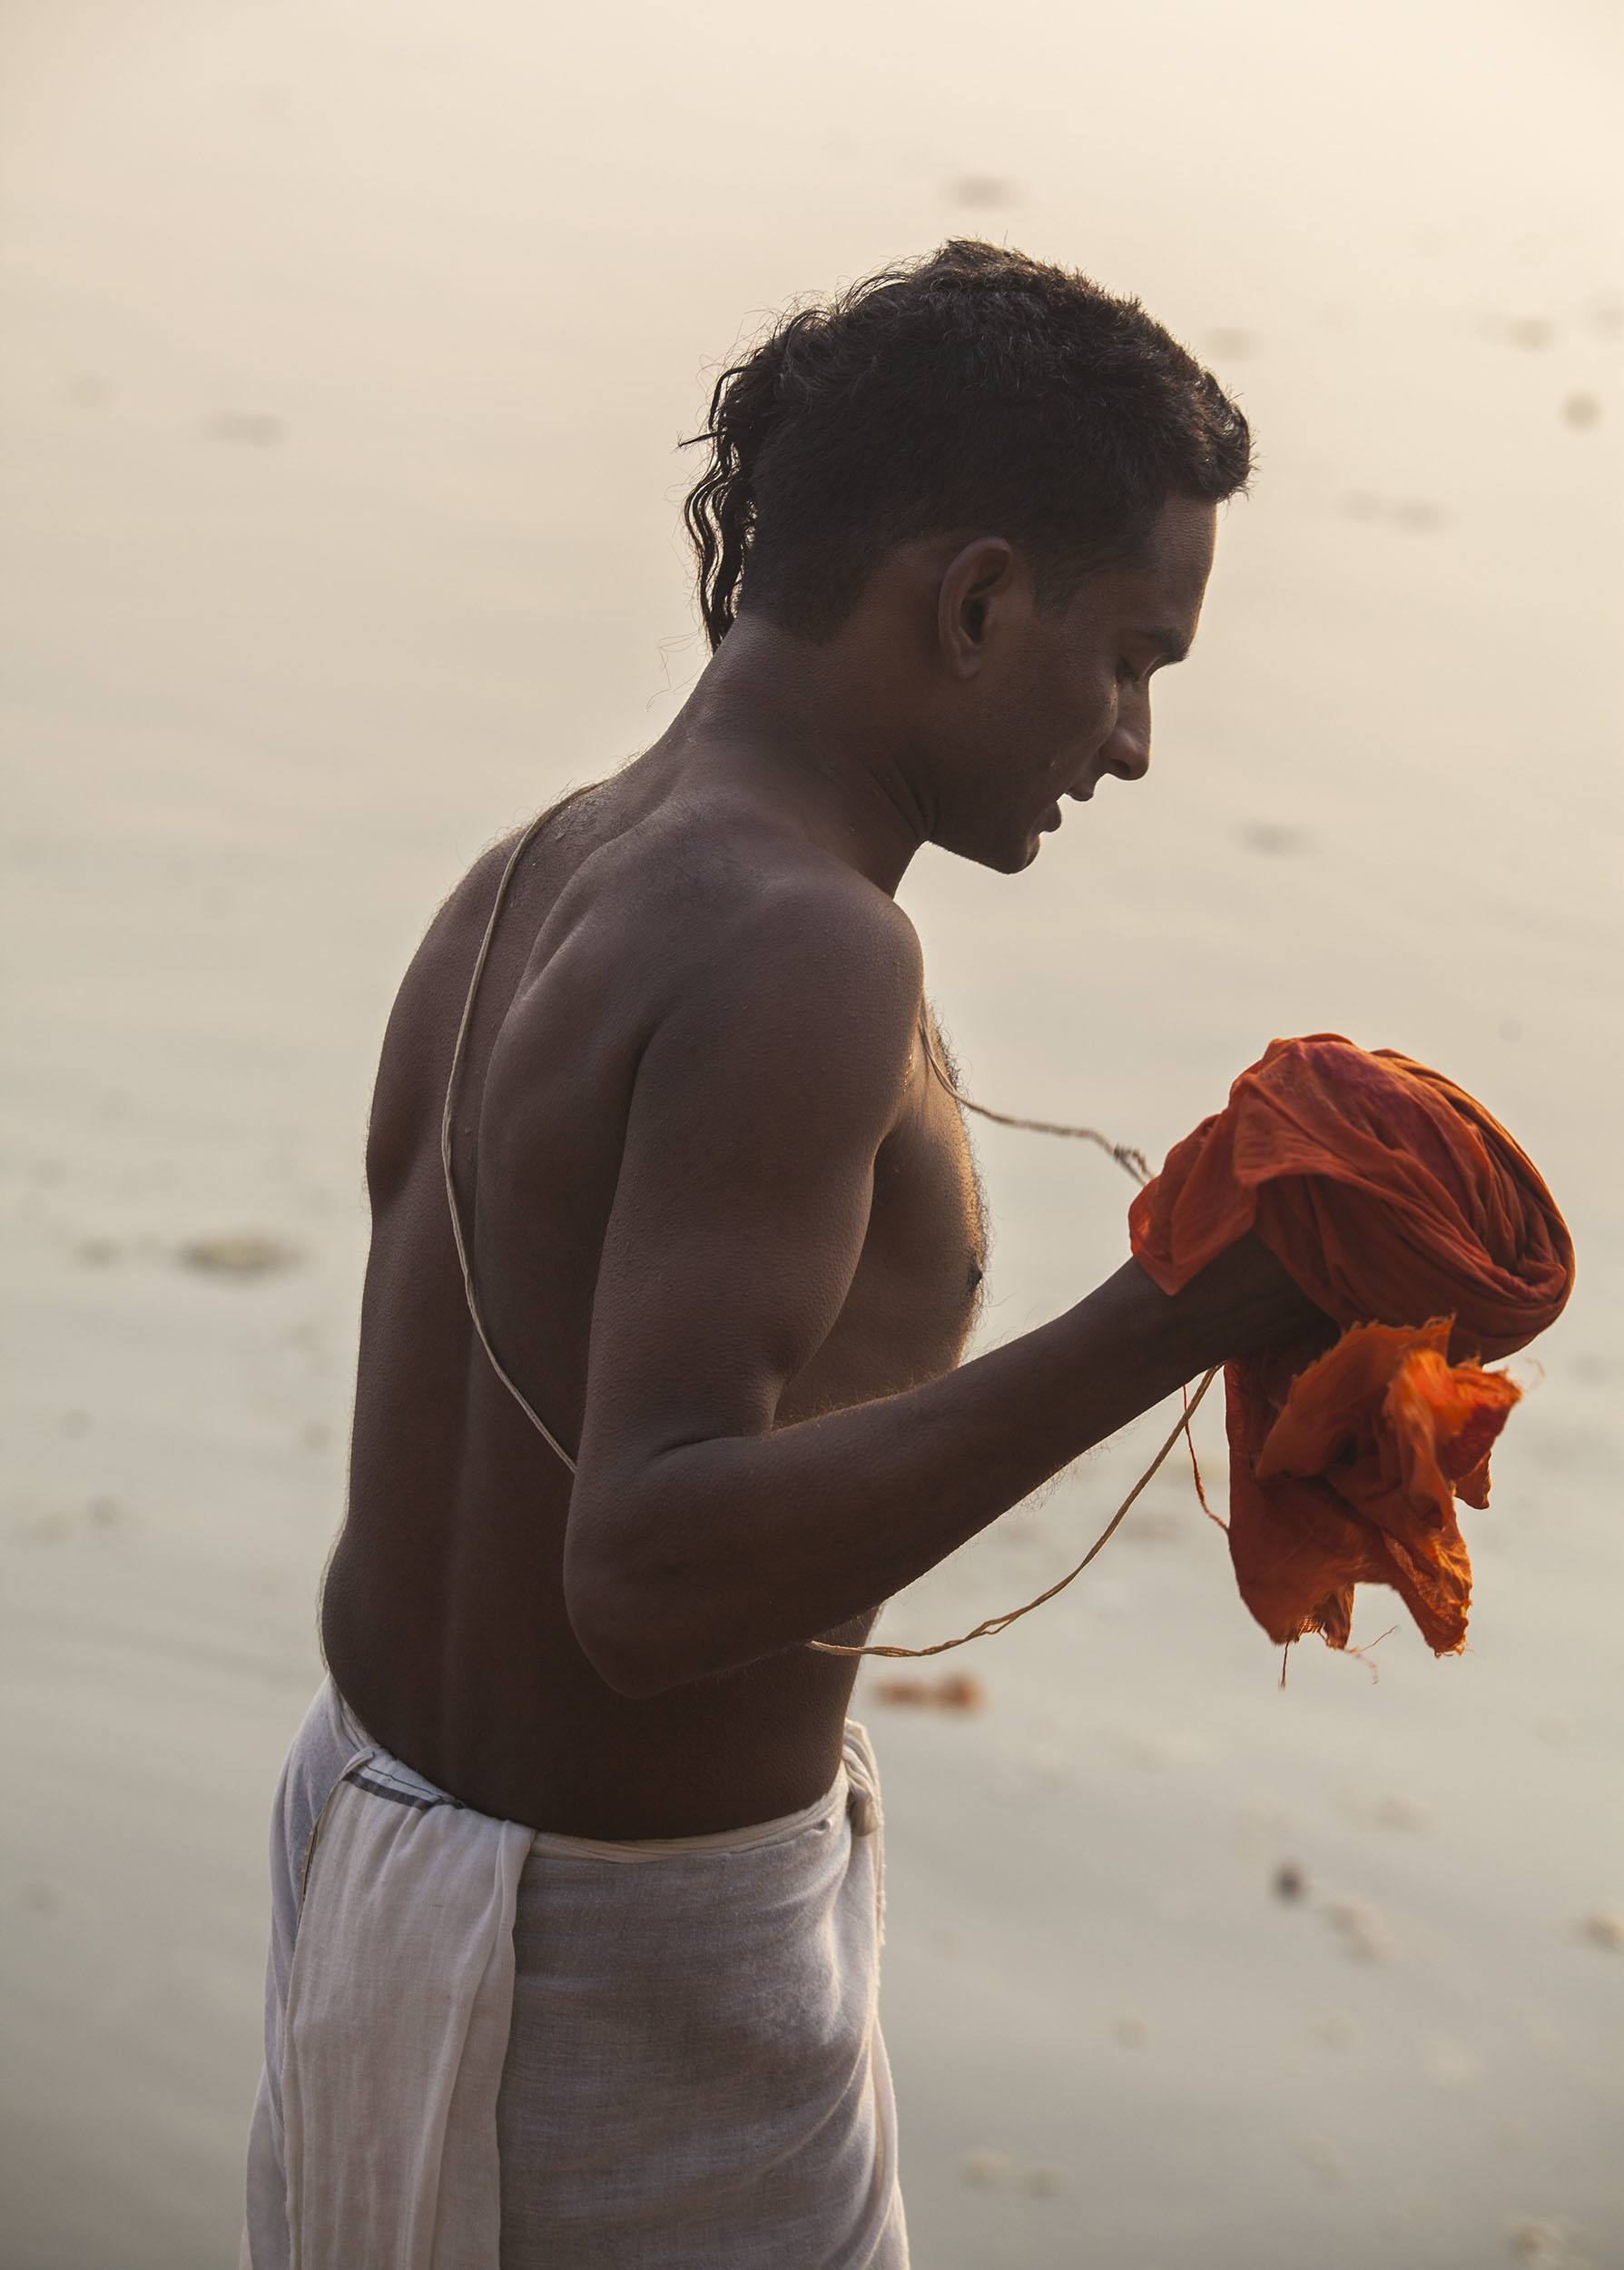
241, 1677, 905, 2269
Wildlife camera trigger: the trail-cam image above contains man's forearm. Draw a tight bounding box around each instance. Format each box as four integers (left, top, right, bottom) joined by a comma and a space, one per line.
568, 1249, 1308, 1694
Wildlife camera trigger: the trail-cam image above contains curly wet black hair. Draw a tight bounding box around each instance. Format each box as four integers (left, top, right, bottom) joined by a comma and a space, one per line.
681, 239, 1252, 655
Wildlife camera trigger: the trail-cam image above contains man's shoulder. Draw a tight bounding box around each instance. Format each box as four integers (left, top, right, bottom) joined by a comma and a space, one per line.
737, 856, 920, 975
596, 809, 925, 1134
600, 794, 920, 1004
432, 786, 926, 1099
691, 851, 922, 1038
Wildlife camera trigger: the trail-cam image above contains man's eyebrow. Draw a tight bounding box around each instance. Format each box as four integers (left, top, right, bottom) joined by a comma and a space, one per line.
1139, 626, 1192, 664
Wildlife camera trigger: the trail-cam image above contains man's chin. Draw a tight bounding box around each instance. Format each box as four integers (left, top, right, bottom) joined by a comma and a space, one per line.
990, 832, 1044, 876
933, 820, 1045, 876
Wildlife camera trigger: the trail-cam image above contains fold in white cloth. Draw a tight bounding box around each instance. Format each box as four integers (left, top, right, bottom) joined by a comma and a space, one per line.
241, 1678, 906, 2268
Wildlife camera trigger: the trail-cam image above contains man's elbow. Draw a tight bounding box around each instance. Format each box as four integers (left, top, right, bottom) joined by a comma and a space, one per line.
563, 1546, 707, 1701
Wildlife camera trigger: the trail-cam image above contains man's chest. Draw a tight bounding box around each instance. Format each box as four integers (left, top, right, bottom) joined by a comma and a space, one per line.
866, 1011, 989, 1321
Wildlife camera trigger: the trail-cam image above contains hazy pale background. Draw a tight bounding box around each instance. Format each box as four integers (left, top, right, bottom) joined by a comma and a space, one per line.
3, 2, 1621, 2265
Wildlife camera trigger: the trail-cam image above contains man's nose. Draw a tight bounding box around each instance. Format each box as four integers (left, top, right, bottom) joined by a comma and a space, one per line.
1097, 717, 1150, 784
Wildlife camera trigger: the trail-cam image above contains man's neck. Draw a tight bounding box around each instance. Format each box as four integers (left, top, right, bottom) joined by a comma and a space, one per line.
662, 615, 930, 897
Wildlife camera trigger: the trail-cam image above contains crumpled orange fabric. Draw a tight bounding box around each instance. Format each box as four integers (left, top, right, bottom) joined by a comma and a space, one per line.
1128, 1035, 1574, 1655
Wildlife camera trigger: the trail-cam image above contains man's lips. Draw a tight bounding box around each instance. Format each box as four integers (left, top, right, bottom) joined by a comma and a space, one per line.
1041, 780, 1096, 830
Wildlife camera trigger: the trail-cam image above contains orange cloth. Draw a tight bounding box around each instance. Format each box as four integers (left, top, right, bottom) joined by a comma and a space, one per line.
1128, 1035, 1574, 1654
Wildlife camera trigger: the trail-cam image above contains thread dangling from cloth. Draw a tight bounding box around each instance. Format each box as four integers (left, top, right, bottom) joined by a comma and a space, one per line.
808, 1034, 1210, 1662
806, 1366, 1219, 1659
913, 1014, 1153, 1185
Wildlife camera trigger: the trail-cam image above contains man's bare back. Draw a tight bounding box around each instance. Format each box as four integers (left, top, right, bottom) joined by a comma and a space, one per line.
320, 754, 988, 1838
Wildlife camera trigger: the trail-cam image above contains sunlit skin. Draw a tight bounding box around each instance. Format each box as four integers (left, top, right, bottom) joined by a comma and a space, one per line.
320, 492, 1317, 1840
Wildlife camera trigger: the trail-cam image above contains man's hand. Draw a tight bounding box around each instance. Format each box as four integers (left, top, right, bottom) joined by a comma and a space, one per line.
1161, 1230, 1335, 1367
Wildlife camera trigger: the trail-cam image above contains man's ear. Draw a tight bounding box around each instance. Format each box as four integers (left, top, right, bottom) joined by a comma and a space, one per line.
938, 537, 1017, 678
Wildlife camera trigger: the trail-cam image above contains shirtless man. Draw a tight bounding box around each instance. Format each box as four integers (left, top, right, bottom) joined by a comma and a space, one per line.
243, 240, 1324, 2269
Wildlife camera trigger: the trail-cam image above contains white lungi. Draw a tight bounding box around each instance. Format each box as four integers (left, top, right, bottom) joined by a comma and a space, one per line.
241, 1677, 906, 2268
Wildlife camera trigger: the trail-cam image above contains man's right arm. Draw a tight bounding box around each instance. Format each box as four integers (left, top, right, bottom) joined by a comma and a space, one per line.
563, 881, 1319, 1696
